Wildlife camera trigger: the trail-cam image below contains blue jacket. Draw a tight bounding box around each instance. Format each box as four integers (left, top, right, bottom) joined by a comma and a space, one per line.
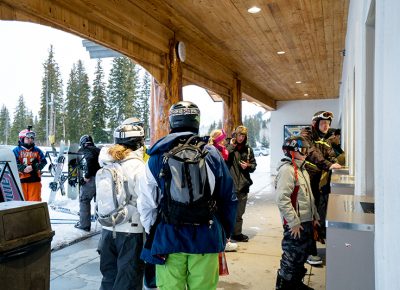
137, 132, 237, 261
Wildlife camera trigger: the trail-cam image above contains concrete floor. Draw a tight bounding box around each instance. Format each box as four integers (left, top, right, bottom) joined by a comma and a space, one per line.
50, 172, 326, 290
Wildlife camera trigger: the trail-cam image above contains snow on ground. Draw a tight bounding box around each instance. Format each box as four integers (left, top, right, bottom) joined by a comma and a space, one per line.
44, 155, 271, 251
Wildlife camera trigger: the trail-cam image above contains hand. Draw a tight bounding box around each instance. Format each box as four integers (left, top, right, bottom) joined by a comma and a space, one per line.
239, 160, 249, 169
230, 138, 237, 146
329, 163, 342, 170
289, 224, 303, 239
23, 165, 33, 173
313, 220, 320, 227
84, 177, 90, 183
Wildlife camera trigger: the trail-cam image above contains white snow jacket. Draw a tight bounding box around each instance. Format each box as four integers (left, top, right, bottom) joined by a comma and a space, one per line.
98, 145, 145, 234
275, 157, 319, 229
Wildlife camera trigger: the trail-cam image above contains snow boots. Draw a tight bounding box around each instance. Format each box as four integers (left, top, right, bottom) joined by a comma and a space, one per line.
275, 270, 314, 290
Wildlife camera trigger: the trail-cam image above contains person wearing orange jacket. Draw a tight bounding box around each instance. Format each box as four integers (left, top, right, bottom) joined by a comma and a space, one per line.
13, 129, 47, 201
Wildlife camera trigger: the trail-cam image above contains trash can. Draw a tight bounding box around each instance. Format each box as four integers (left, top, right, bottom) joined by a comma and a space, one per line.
0, 201, 55, 290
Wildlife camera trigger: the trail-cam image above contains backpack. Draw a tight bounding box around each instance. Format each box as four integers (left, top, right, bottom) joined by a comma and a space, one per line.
95, 161, 134, 234
159, 135, 216, 226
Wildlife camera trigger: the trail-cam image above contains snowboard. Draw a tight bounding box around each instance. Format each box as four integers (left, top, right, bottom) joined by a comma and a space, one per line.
67, 143, 83, 200
49, 204, 96, 222
48, 140, 70, 204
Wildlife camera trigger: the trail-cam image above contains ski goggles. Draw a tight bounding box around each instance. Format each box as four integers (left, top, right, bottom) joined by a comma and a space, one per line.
296, 147, 308, 156
25, 131, 36, 139
312, 111, 334, 121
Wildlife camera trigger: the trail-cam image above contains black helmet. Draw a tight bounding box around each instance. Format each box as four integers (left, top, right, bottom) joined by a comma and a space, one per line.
282, 135, 310, 156
79, 135, 94, 148
169, 101, 200, 133
114, 121, 145, 150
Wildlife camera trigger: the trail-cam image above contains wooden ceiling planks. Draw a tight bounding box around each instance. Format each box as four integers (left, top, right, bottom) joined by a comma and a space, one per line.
0, 0, 349, 109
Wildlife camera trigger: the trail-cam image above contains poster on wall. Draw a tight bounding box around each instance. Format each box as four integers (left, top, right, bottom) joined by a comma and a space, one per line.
283, 125, 309, 141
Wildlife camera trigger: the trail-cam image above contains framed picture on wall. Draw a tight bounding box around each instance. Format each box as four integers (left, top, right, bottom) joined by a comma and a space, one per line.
283, 125, 309, 141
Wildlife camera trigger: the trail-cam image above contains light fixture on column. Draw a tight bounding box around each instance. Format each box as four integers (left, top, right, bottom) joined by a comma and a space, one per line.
176, 41, 186, 62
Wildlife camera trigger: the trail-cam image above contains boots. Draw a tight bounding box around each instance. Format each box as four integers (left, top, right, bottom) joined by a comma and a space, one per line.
276, 270, 314, 290
275, 271, 294, 290
294, 280, 314, 290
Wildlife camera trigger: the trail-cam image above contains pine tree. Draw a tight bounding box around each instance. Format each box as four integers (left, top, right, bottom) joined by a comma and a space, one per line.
0, 105, 11, 145
65, 64, 79, 142
65, 60, 91, 143
91, 59, 108, 143
208, 121, 217, 134
107, 57, 140, 131
37, 45, 64, 145
10, 95, 29, 142
217, 119, 223, 129
136, 71, 151, 139
243, 112, 263, 147
76, 60, 91, 138
26, 111, 34, 129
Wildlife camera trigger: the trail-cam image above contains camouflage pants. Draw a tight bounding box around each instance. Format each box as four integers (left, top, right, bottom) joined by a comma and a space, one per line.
279, 221, 313, 282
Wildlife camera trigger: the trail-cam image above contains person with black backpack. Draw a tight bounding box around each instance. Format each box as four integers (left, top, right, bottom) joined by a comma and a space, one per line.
96, 119, 146, 290
137, 101, 237, 290
74, 135, 101, 231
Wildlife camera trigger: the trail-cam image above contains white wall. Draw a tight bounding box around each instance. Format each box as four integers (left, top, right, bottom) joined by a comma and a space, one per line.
269, 99, 339, 174
340, 0, 400, 288
374, 1, 400, 289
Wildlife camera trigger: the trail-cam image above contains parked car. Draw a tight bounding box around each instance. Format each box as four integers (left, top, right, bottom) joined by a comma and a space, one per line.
253, 147, 270, 156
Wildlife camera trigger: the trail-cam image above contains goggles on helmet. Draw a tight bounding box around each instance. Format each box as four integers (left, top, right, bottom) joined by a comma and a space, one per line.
113, 124, 144, 139
296, 147, 308, 156
25, 131, 36, 139
312, 111, 334, 121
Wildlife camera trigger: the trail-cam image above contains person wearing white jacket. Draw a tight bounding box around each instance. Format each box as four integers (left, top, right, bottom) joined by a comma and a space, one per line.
97, 120, 146, 290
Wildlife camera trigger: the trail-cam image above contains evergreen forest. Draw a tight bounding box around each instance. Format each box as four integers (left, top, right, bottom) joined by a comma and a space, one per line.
0, 46, 269, 148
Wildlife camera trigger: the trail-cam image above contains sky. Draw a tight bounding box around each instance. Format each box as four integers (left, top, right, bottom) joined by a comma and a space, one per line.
0, 20, 268, 129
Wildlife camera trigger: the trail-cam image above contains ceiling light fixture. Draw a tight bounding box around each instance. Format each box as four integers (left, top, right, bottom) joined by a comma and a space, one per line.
304, 93, 309, 97
296, 81, 302, 84
277, 51, 285, 55
248, 6, 261, 14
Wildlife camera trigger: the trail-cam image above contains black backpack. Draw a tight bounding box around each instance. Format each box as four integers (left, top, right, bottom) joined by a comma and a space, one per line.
159, 135, 216, 225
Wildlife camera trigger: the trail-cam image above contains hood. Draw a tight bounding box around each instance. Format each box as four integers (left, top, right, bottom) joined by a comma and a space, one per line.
98, 145, 144, 166
277, 156, 306, 172
147, 132, 194, 155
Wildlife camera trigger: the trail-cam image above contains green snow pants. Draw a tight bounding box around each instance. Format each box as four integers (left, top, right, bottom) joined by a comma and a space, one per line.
156, 252, 219, 290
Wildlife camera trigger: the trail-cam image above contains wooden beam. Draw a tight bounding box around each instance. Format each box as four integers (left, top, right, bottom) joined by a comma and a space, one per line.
182, 67, 230, 98
150, 38, 183, 144
241, 80, 276, 110
223, 78, 242, 135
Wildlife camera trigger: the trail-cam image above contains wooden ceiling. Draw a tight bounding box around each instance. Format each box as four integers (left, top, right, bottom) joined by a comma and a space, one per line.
0, 0, 349, 110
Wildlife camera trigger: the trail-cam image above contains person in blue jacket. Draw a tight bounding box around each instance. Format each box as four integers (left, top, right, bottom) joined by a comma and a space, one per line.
137, 101, 237, 290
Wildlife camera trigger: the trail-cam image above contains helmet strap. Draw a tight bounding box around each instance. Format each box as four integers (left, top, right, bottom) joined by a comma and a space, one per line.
291, 151, 298, 183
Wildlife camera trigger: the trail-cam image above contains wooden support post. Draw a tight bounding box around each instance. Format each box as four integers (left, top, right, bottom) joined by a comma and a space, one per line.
223, 78, 242, 136
150, 38, 183, 144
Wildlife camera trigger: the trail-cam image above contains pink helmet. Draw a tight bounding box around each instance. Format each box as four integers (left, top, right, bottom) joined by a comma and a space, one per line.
19, 129, 36, 141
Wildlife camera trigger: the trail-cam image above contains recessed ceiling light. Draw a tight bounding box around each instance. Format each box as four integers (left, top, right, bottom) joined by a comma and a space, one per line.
248, 6, 261, 14
277, 51, 286, 55
304, 93, 309, 96
296, 81, 302, 84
